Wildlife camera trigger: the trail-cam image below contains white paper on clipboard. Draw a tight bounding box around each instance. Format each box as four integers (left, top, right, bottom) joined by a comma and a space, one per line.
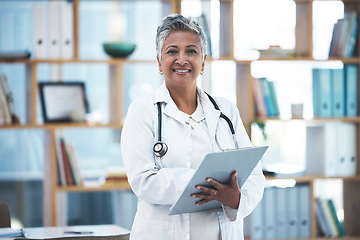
169, 146, 268, 215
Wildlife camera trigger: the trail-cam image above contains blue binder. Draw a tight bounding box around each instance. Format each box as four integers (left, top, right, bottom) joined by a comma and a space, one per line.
331, 69, 345, 117
313, 68, 332, 117
344, 64, 358, 117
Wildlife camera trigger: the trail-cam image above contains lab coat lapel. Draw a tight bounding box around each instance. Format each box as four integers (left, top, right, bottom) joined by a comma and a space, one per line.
199, 90, 221, 146
153, 83, 184, 124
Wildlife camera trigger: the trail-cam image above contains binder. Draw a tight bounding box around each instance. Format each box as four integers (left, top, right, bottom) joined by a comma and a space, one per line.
306, 123, 338, 176
263, 187, 276, 239
344, 64, 358, 117
312, 68, 332, 117
337, 122, 357, 176
33, 3, 49, 59
244, 196, 264, 239
286, 186, 298, 238
331, 69, 345, 117
60, 2, 74, 59
298, 184, 311, 238
48, 1, 61, 59
275, 187, 287, 239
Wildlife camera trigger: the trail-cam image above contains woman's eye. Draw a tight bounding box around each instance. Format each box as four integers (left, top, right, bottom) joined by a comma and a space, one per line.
166, 50, 177, 54
187, 49, 198, 54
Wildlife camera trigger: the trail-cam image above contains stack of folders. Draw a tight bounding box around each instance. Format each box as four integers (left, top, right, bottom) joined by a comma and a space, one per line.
253, 78, 280, 118
56, 136, 84, 186
244, 184, 311, 239
306, 122, 357, 177
315, 198, 346, 237
0, 74, 20, 125
33, 1, 74, 59
312, 64, 358, 118
329, 11, 358, 58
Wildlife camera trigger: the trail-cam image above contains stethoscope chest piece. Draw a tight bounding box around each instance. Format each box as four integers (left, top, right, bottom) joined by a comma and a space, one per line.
153, 141, 168, 157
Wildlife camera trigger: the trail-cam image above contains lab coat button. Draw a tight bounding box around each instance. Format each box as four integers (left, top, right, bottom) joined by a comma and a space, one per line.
186, 161, 191, 167
184, 233, 190, 240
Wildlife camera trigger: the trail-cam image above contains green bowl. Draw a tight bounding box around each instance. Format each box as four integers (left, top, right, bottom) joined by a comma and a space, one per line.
103, 42, 136, 58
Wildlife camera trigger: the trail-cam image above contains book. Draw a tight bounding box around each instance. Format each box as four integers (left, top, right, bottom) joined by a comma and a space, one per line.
55, 134, 66, 186
319, 198, 338, 237
0, 76, 11, 124
329, 11, 358, 58
60, 138, 74, 185
0, 74, 20, 124
327, 199, 346, 237
315, 198, 331, 237
253, 78, 267, 117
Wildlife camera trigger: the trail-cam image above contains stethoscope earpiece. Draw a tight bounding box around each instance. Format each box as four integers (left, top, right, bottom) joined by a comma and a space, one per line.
153, 141, 168, 157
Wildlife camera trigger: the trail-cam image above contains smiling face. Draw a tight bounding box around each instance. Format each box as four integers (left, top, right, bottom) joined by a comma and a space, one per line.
157, 30, 206, 92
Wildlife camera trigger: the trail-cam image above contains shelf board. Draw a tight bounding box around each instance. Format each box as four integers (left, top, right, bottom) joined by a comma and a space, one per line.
254, 116, 360, 123
266, 175, 360, 182
0, 122, 123, 130
55, 181, 131, 192
0, 59, 158, 65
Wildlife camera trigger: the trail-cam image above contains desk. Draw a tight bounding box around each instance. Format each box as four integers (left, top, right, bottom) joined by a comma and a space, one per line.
0, 224, 130, 240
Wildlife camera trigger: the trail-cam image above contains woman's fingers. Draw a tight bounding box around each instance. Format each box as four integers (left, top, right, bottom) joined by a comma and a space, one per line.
191, 171, 241, 208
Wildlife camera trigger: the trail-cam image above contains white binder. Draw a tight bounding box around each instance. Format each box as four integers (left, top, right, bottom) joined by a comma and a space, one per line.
244, 195, 264, 239
275, 187, 287, 239
298, 184, 311, 238
48, 1, 61, 59
33, 3, 49, 59
287, 186, 298, 238
263, 187, 276, 239
60, 2, 74, 59
169, 146, 268, 215
306, 123, 338, 176
338, 122, 357, 176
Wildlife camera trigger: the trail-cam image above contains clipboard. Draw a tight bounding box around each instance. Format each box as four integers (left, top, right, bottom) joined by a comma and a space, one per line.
169, 146, 268, 215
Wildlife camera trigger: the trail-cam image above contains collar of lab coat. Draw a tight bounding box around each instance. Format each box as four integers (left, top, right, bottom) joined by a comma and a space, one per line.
153, 83, 221, 142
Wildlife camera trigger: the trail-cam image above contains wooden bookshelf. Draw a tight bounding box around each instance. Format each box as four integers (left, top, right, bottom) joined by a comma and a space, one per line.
229, 0, 360, 239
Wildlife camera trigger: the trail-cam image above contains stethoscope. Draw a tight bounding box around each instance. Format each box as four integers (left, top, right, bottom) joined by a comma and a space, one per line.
153, 93, 239, 157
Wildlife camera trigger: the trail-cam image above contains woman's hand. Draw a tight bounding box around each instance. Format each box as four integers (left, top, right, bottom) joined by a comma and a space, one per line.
191, 171, 240, 209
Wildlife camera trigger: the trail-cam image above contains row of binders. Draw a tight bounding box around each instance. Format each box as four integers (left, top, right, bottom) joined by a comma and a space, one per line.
312, 64, 358, 118
0, 74, 19, 125
253, 78, 280, 118
33, 1, 74, 59
329, 11, 358, 58
306, 122, 357, 177
56, 136, 84, 186
315, 198, 345, 237
244, 184, 310, 239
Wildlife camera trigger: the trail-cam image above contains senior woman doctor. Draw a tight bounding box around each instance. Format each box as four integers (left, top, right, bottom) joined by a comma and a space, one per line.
121, 14, 265, 240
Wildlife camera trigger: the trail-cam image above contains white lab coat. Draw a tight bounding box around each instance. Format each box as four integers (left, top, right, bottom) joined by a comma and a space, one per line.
121, 84, 265, 240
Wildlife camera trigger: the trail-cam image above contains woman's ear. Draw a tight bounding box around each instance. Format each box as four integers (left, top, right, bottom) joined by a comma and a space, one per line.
202, 55, 207, 71
157, 56, 162, 73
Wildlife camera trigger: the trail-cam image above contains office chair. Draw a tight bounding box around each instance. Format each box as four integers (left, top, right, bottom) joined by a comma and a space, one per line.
0, 201, 11, 228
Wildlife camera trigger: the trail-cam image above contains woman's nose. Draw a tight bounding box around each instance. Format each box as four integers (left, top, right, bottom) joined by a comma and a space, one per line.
175, 52, 188, 65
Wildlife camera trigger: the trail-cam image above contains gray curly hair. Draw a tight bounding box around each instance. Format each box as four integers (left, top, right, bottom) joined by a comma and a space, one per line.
156, 14, 208, 61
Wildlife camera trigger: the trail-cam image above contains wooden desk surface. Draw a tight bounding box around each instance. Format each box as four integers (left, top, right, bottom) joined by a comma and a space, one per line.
1, 224, 130, 240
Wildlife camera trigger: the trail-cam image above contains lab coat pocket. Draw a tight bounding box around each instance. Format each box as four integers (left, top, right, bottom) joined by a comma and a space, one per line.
131, 219, 175, 239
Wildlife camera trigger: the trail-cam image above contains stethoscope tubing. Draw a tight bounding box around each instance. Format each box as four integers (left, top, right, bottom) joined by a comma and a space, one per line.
154, 93, 238, 157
